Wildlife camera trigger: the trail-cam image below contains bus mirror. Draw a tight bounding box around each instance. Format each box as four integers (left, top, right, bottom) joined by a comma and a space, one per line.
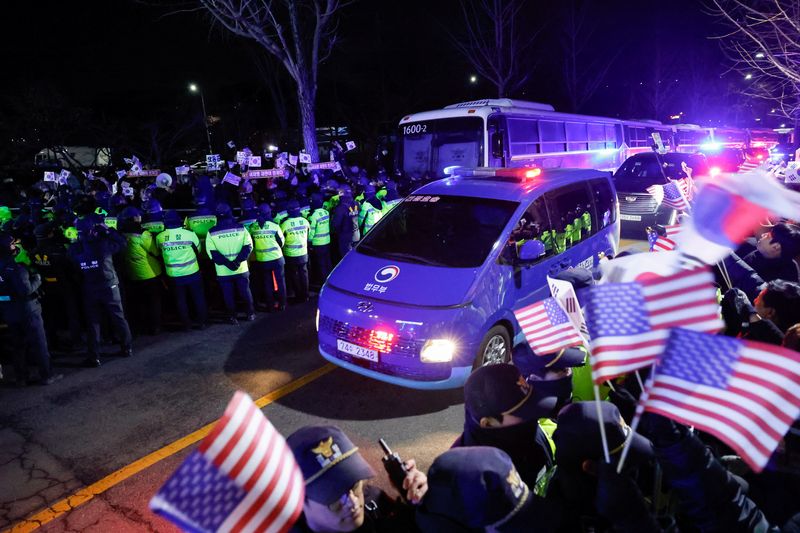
491, 131, 504, 158
519, 239, 546, 261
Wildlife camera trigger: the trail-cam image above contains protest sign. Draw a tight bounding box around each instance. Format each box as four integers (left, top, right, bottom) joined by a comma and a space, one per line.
345, 140, 356, 151
246, 169, 285, 179
126, 169, 161, 178
235, 151, 248, 165
222, 172, 242, 186
305, 161, 339, 171
299, 152, 312, 164
175, 165, 190, 175
248, 155, 262, 168
206, 154, 221, 171
226, 140, 236, 149
289, 154, 298, 166
43, 171, 56, 182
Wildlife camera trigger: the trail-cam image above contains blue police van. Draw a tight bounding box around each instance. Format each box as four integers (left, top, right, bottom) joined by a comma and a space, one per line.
316, 167, 619, 389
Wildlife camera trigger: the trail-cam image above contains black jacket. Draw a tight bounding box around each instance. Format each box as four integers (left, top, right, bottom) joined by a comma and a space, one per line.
0, 255, 42, 320
68, 229, 126, 289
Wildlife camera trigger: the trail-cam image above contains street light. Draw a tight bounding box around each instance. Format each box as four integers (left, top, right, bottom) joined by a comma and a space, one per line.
744, 73, 753, 80
469, 75, 478, 84
189, 82, 213, 154
755, 52, 765, 58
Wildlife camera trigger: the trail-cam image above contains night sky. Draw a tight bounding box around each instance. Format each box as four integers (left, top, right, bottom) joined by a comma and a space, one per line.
0, 0, 758, 167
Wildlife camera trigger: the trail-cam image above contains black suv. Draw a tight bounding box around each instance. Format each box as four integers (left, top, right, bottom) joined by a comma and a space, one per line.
613, 152, 709, 239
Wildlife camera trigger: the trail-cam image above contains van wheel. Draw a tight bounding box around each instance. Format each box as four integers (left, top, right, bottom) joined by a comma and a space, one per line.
472, 326, 511, 369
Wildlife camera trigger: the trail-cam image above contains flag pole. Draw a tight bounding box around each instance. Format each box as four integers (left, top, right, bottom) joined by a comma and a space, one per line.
593, 383, 612, 464
617, 363, 657, 473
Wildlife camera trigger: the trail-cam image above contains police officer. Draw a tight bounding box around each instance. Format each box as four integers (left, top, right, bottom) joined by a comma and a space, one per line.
358, 184, 383, 236
206, 203, 255, 324
141, 199, 165, 235
247, 204, 287, 312
119, 212, 163, 335
287, 425, 427, 533
32, 221, 82, 351
185, 193, 217, 253
331, 185, 360, 262
378, 180, 402, 215
68, 217, 132, 367
239, 197, 258, 227
0, 233, 62, 386
306, 193, 331, 289
280, 200, 311, 303
157, 211, 208, 330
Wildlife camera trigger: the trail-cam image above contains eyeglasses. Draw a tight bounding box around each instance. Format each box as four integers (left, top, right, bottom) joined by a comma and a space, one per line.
327, 480, 364, 512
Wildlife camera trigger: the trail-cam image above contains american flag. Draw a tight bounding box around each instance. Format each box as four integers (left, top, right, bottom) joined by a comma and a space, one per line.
648, 224, 684, 252
584, 267, 723, 383
647, 178, 692, 211
150, 392, 304, 533
514, 297, 584, 355
645, 328, 800, 472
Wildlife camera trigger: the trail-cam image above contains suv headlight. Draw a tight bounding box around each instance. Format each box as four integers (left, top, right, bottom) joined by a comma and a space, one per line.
315, 309, 320, 332
420, 339, 456, 363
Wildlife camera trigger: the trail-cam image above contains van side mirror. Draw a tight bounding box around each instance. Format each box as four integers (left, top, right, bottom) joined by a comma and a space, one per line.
491, 131, 504, 159
518, 239, 546, 262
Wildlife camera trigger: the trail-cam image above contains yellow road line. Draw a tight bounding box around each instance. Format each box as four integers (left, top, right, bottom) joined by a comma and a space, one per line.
5, 363, 336, 533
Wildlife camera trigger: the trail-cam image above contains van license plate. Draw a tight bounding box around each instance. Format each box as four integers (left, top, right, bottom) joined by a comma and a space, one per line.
337, 340, 379, 362
620, 214, 642, 221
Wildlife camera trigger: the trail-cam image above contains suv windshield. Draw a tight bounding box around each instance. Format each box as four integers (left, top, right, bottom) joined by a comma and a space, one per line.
357, 195, 518, 268
613, 153, 709, 192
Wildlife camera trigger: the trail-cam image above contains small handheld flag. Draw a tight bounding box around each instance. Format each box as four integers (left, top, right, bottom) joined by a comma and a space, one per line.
514, 297, 584, 355
150, 391, 304, 532
645, 329, 800, 472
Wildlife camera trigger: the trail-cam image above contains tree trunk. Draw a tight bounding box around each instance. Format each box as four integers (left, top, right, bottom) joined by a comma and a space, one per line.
297, 85, 319, 161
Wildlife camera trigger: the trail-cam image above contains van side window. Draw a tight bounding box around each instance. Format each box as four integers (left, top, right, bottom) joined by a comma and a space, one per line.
544, 182, 592, 253
589, 178, 616, 231
508, 196, 554, 262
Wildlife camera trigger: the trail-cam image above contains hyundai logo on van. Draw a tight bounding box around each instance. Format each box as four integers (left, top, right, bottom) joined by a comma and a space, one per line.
375, 265, 400, 283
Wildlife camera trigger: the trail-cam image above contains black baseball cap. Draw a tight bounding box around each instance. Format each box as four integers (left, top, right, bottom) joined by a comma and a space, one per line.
554, 401, 654, 467
286, 425, 376, 505
416, 447, 556, 532
464, 364, 558, 423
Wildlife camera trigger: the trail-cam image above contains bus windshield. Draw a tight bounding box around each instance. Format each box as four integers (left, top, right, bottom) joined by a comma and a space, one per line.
399, 117, 484, 180
357, 195, 518, 268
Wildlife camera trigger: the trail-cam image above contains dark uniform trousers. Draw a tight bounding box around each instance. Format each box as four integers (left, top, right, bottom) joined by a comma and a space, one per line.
309, 244, 332, 289
218, 272, 254, 317
84, 284, 132, 356
172, 272, 208, 328
252, 259, 286, 308
41, 279, 83, 348
285, 255, 309, 302
126, 277, 163, 334
4, 301, 52, 382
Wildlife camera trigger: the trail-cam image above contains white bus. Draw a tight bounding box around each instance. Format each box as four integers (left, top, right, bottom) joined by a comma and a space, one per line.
397, 99, 631, 180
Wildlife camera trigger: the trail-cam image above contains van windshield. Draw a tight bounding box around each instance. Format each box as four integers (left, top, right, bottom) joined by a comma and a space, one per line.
357, 195, 518, 268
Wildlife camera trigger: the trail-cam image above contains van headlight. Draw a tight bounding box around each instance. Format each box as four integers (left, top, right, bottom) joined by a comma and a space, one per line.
420, 339, 456, 363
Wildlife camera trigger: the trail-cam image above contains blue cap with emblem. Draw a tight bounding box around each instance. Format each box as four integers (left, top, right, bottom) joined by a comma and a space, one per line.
464, 363, 558, 423
286, 425, 376, 505
415, 446, 555, 532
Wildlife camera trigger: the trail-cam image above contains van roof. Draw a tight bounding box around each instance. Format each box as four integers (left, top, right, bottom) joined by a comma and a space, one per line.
413, 168, 610, 203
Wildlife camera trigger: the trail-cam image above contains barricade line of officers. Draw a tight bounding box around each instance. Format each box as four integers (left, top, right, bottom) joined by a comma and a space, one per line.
0, 182, 402, 386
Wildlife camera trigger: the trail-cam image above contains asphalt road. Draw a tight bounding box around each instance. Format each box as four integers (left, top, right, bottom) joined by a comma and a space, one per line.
1, 298, 465, 532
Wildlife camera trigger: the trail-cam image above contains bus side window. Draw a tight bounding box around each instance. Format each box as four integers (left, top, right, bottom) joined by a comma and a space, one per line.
544, 182, 592, 252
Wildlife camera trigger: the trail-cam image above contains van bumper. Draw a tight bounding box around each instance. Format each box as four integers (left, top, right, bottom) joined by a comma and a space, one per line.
319, 344, 472, 389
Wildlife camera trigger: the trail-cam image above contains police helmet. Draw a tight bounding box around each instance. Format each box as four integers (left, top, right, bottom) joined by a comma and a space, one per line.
216, 203, 233, 219
257, 203, 272, 219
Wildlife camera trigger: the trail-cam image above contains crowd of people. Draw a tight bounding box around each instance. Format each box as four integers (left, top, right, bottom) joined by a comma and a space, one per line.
4, 150, 800, 532
0, 157, 406, 386
282, 215, 800, 532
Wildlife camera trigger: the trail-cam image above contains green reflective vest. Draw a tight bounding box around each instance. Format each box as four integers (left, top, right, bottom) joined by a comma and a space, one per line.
307, 208, 331, 246
273, 211, 289, 226
280, 216, 310, 257
358, 202, 382, 235
123, 231, 162, 281
248, 220, 284, 262
540, 230, 555, 253
157, 228, 200, 278
300, 205, 311, 219
323, 194, 340, 213
571, 347, 610, 402
554, 231, 568, 254
186, 215, 217, 240
569, 217, 582, 243
142, 220, 165, 235
581, 211, 592, 234
206, 226, 252, 276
